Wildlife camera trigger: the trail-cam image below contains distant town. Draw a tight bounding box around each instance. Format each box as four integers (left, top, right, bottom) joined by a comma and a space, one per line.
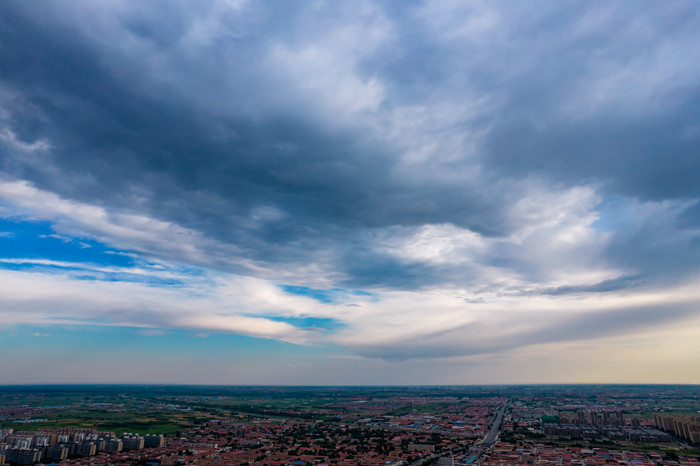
0, 385, 698, 465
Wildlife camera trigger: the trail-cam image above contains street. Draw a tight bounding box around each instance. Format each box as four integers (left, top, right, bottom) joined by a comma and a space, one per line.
409, 402, 507, 465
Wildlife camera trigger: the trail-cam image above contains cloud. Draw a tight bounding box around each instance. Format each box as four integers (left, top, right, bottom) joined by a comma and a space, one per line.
0, 0, 699, 377
0, 267, 323, 345
0, 179, 236, 270
0, 128, 51, 153
39, 233, 73, 242
1, 256, 699, 363
333, 279, 700, 360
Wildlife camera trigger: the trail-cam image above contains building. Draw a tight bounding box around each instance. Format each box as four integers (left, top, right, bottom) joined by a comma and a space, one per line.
144, 434, 166, 448
104, 438, 123, 452
408, 443, 435, 452
76, 441, 98, 457
46, 445, 69, 461
653, 413, 700, 444
121, 434, 145, 450
5, 448, 42, 465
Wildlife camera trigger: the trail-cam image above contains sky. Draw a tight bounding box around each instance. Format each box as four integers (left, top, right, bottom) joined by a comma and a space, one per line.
0, 0, 699, 385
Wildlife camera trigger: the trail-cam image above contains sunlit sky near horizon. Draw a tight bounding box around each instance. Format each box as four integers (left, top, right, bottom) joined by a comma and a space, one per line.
1, 0, 699, 385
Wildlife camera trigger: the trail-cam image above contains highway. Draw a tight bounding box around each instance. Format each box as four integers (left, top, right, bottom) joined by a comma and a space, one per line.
408, 454, 437, 466
409, 402, 507, 465
479, 402, 507, 445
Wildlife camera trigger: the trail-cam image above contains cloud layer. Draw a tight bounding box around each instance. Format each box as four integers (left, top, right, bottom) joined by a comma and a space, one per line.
1, 0, 699, 382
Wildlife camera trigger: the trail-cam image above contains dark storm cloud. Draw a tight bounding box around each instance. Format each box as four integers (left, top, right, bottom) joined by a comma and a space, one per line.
473, 4, 700, 203
1, 0, 699, 292
482, 107, 700, 201
0, 0, 503, 280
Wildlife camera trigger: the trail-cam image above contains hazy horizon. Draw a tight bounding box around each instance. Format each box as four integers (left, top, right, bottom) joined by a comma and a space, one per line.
1, 383, 699, 388
1, 1, 699, 385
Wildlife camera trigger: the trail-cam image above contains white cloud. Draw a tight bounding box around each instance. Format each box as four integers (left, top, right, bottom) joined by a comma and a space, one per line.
0, 178, 234, 267
2, 250, 699, 368
3, 176, 698, 366
0, 267, 318, 344
39, 233, 73, 242
375, 223, 487, 265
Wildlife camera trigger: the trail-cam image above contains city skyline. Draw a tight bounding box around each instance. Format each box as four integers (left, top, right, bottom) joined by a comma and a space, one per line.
0, 0, 699, 385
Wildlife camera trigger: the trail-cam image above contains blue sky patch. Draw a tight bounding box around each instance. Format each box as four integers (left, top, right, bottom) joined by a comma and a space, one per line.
0, 218, 134, 267
280, 285, 374, 304
263, 315, 345, 331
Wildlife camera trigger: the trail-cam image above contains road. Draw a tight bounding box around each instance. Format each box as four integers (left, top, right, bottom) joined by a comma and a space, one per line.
479, 402, 507, 445
409, 402, 508, 465
408, 454, 437, 466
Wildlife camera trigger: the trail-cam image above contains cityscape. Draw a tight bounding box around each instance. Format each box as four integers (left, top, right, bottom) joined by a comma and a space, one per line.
0, 386, 699, 465
2, 0, 700, 465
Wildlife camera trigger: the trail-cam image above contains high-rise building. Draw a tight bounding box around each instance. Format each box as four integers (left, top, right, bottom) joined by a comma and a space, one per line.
144, 434, 166, 448
5, 448, 42, 465
76, 442, 97, 457
121, 434, 145, 450
94, 438, 107, 451
654, 414, 700, 444
104, 438, 123, 452
32, 432, 55, 447
46, 445, 69, 461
